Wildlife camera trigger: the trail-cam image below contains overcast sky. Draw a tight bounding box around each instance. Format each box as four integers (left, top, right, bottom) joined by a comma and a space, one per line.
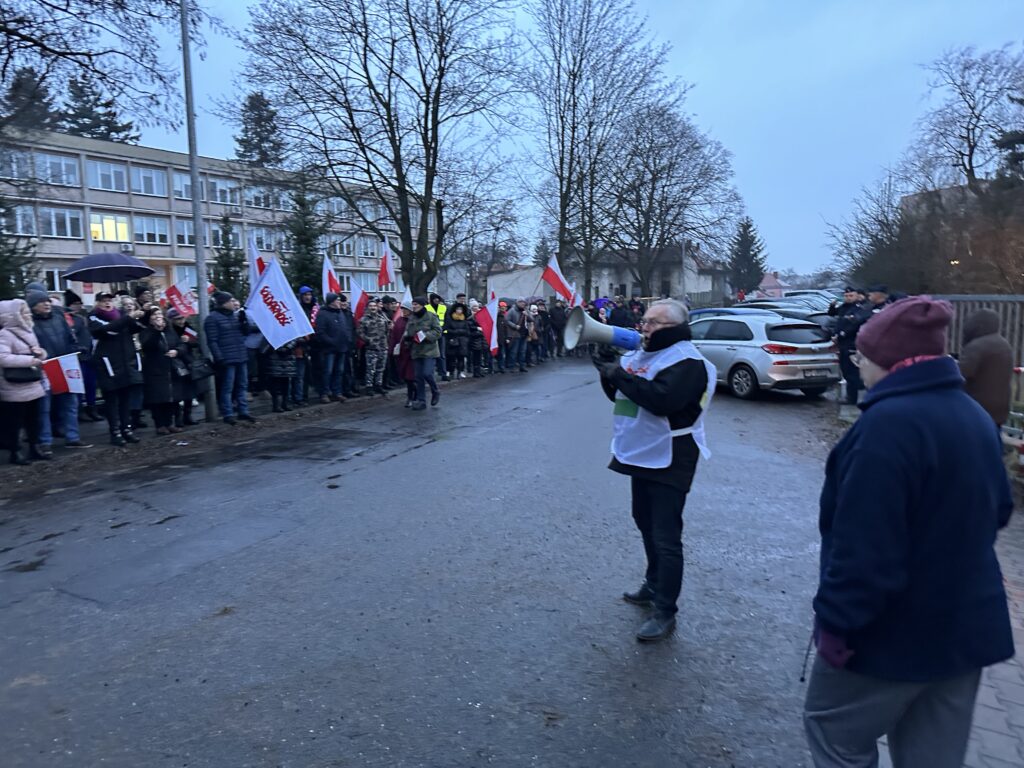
142, 0, 1020, 273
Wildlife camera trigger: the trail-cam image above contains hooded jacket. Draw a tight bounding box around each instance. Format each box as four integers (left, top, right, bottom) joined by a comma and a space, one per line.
959, 309, 1013, 424
814, 357, 1014, 682
0, 299, 46, 402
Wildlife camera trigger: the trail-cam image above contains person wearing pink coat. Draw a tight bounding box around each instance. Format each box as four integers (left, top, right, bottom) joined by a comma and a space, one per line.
0, 298, 49, 464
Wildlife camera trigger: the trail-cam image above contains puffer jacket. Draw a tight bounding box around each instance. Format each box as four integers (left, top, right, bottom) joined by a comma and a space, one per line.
444, 309, 470, 356
32, 307, 77, 360
263, 340, 297, 378
315, 305, 352, 352
405, 309, 442, 359
0, 299, 46, 402
89, 310, 145, 391
960, 309, 1014, 425
204, 307, 249, 365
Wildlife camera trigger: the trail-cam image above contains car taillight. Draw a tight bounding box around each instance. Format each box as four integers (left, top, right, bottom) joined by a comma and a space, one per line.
761, 343, 801, 355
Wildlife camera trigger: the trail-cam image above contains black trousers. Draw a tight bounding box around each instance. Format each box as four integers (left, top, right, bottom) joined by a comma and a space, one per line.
839, 346, 862, 404
0, 399, 41, 451
103, 387, 133, 435
150, 402, 175, 429
630, 476, 691, 616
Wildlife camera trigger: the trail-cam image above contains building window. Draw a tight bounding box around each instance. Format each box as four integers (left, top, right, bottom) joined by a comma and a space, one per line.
36, 153, 80, 186
173, 171, 203, 200
245, 186, 279, 210
134, 215, 170, 244
3, 205, 36, 235
131, 166, 168, 197
333, 272, 352, 293
357, 235, 377, 259
44, 269, 64, 292
174, 265, 197, 286
207, 223, 241, 249
90, 212, 130, 242
0, 148, 31, 180
38, 207, 83, 238
249, 226, 274, 250
410, 207, 421, 228
86, 160, 128, 192
328, 236, 354, 257
175, 219, 196, 246
206, 177, 241, 205
279, 232, 295, 252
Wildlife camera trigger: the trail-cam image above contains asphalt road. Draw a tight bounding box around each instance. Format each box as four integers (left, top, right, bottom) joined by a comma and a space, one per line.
0, 359, 839, 768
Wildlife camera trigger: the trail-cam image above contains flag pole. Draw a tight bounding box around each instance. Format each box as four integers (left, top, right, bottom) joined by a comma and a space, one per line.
179, 0, 217, 420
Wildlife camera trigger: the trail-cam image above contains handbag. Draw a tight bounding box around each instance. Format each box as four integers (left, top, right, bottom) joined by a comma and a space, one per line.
190, 358, 215, 381
172, 358, 190, 378
3, 366, 43, 382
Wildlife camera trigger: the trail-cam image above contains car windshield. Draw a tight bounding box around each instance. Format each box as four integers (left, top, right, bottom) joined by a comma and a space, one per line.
766, 324, 830, 343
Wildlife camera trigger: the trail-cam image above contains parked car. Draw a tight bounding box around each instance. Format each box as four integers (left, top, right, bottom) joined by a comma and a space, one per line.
689, 315, 840, 399
688, 307, 781, 321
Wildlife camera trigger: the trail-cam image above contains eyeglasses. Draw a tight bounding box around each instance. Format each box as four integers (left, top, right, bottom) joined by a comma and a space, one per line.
640, 317, 669, 327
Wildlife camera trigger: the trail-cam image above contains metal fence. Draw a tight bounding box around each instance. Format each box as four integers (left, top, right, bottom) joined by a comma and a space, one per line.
935, 294, 1024, 407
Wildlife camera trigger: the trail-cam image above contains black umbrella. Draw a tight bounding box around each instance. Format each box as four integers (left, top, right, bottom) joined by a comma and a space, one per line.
63, 252, 155, 283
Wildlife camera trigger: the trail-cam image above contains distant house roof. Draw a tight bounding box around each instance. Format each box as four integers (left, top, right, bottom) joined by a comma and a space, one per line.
758, 272, 791, 291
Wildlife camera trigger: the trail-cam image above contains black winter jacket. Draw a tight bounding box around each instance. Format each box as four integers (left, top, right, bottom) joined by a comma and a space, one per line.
32, 309, 77, 359
140, 326, 184, 404
204, 307, 249, 364
315, 306, 352, 352
88, 311, 145, 391
834, 301, 871, 349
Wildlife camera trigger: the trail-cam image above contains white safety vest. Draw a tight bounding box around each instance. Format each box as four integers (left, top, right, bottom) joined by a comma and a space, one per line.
611, 341, 716, 468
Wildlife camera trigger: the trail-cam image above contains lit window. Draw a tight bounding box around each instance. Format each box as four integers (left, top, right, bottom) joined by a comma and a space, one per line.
133, 216, 170, 244
131, 166, 168, 197
36, 153, 80, 186
175, 219, 196, 246
89, 212, 130, 242
38, 207, 84, 238
86, 160, 127, 192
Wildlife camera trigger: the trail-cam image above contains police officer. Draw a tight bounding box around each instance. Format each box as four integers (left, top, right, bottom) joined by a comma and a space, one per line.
833, 287, 871, 405
593, 298, 715, 642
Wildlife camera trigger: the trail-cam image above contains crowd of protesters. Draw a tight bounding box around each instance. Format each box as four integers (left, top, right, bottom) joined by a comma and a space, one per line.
0, 280, 655, 463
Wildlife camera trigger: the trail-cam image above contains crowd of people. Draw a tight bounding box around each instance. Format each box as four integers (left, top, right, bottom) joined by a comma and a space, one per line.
0, 282, 654, 463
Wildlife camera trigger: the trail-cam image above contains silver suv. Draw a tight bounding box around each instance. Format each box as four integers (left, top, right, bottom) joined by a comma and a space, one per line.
690, 315, 840, 399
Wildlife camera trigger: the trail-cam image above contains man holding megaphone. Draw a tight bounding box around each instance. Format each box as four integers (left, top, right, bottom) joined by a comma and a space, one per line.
589, 298, 716, 642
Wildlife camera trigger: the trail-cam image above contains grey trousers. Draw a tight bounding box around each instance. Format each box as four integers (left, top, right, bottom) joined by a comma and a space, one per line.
804, 656, 981, 768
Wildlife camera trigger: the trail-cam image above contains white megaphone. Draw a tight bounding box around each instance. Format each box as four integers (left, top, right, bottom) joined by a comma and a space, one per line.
564, 306, 643, 351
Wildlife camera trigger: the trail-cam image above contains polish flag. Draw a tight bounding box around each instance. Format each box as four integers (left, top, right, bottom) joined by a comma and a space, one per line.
42, 354, 85, 395
542, 253, 573, 302
350, 280, 370, 323
378, 237, 396, 288
322, 255, 342, 299
475, 296, 500, 356
569, 282, 583, 308
164, 279, 213, 317
247, 234, 269, 295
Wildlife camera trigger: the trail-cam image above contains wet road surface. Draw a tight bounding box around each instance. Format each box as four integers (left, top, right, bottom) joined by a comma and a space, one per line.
0, 359, 839, 767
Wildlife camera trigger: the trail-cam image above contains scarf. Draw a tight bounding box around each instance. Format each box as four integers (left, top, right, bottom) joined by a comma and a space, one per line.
93, 306, 122, 322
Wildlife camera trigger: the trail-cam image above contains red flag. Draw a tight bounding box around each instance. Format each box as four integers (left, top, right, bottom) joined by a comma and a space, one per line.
378, 237, 396, 288
322, 256, 341, 299
350, 281, 370, 323
542, 254, 573, 302
42, 354, 85, 395
475, 296, 500, 356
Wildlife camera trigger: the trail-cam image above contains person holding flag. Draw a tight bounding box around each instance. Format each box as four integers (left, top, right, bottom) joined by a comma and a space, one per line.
0, 299, 49, 464
405, 295, 442, 410
204, 291, 256, 426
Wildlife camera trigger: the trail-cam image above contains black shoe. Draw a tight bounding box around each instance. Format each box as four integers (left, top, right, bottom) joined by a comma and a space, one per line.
623, 586, 656, 608
121, 430, 141, 444
281, 403, 292, 411
110, 434, 127, 447
84, 406, 104, 422
430, 390, 440, 407
519, 367, 527, 373
30, 444, 53, 460
182, 418, 199, 426
238, 414, 257, 422
410, 401, 427, 411
223, 417, 237, 426
404, 399, 413, 408
64, 440, 93, 449
272, 406, 284, 413
9, 451, 29, 466
636, 613, 676, 643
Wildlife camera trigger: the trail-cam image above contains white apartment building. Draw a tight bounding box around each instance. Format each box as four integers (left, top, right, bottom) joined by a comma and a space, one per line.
0, 130, 418, 300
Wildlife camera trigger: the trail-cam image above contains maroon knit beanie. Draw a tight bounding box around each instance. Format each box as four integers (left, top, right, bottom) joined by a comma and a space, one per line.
856, 296, 954, 370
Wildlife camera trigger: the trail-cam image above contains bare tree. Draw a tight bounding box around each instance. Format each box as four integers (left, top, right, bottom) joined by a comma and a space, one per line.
916, 45, 1024, 196
604, 102, 740, 295
0, 0, 213, 129
526, 0, 668, 298
242, 0, 515, 295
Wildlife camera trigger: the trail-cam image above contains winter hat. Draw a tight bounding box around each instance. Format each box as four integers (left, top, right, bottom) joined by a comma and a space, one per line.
856, 296, 954, 371
381, 295, 396, 306
412, 295, 428, 306
64, 289, 83, 306
166, 307, 182, 320
299, 285, 314, 295
24, 281, 46, 293
324, 292, 340, 305
212, 291, 234, 306
25, 289, 50, 308
134, 284, 152, 298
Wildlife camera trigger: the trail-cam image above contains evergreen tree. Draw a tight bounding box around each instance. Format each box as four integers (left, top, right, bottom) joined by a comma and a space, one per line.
994, 94, 1024, 186
59, 74, 139, 143
532, 234, 554, 267
281, 185, 329, 292
210, 215, 248, 298
2, 67, 61, 130
727, 217, 768, 293
235, 92, 286, 167
0, 195, 40, 299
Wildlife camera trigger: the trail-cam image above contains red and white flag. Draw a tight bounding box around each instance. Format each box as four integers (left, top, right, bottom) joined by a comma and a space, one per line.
542, 253, 573, 302
322, 255, 342, 300
42, 354, 85, 395
248, 233, 269, 295
350, 280, 370, 323
163, 279, 213, 317
474, 296, 500, 356
378, 237, 396, 288
569, 281, 583, 308
245, 258, 314, 349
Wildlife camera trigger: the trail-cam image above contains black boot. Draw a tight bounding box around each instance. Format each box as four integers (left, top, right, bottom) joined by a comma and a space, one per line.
9, 450, 29, 466
110, 432, 127, 447
622, 585, 656, 608
271, 392, 283, 413
131, 409, 149, 429
182, 403, 198, 426
83, 405, 104, 422
121, 429, 141, 444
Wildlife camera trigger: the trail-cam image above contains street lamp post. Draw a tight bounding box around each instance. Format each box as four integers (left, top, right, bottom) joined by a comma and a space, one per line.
179, 0, 217, 419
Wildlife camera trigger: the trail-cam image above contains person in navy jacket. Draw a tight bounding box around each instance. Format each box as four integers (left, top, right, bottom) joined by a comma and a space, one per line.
804, 296, 1015, 768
